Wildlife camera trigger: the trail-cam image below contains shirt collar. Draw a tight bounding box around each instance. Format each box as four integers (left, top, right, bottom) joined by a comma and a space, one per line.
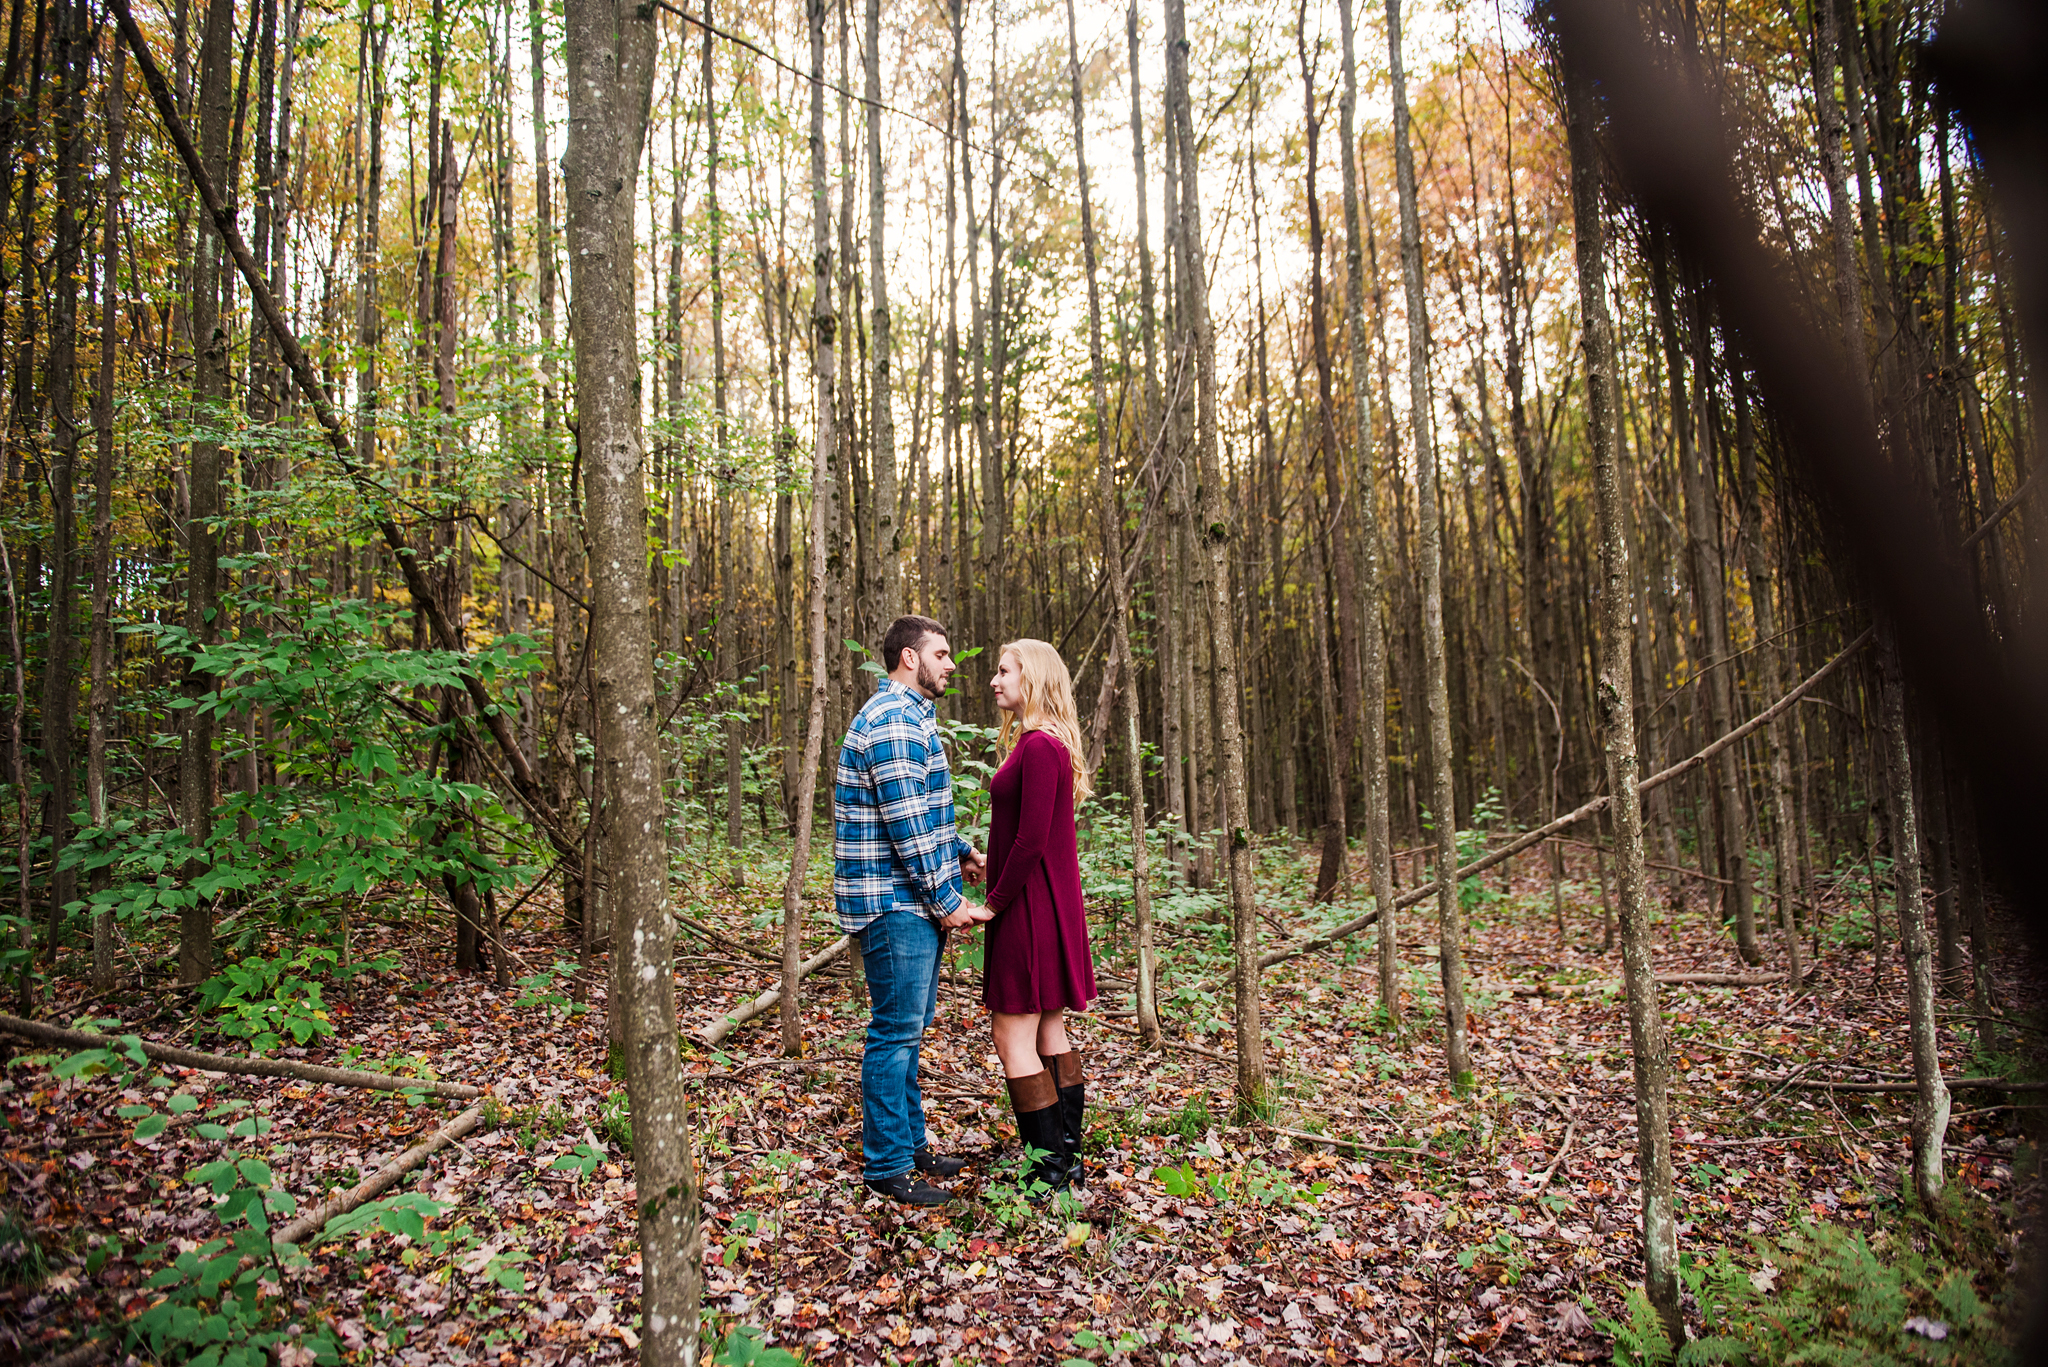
878, 677, 936, 716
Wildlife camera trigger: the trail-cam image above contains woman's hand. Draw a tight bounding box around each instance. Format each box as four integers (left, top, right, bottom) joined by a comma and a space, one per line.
940, 905, 993, 930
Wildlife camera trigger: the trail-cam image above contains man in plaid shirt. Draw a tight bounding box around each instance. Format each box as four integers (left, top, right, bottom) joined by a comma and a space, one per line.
836, 615, 990, 1205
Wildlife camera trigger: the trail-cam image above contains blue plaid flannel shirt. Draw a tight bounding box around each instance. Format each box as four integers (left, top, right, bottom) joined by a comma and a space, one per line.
833, 680, 972, 933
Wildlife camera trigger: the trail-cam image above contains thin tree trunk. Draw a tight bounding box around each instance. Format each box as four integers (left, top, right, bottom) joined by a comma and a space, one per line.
39, 0, 89, 959
559, 0, 698, 1354
179, 0, 236, 987
1164, 0, 1261, 1108
89, 41, 126, 994
863, 0, 898, 622
1297, 19, 1351, 903
1566, 50, 1681, 1345
702, 1, 739, 853
1387, 0, 1468, 1088
1337, 0, 1397, 1021
784, 0, 839, 1060
1876, 619, 1947, 1211
1064, 0, 1156, 1046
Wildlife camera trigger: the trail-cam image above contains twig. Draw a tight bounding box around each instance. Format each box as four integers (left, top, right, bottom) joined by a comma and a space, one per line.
1531, 1119, 1578, 1193
0, 1014, 479, 1099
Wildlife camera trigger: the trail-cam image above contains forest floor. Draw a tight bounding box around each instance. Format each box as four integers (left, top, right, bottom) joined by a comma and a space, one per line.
4, 839, 2042, 1365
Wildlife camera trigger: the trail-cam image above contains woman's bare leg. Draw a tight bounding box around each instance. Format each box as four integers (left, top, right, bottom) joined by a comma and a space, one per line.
992, 1011, 1046, 1078
1035, 1009, 1070, 1057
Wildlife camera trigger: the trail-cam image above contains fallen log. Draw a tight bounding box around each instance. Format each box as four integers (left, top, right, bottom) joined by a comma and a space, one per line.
271, 1101, 488, 1249
697, 937, 851, 1046
1260, 630, 1872, 970
0, 1014, 479, 1100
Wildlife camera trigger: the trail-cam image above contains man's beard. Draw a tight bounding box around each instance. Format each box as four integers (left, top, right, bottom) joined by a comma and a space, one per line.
915, 658, 945, 698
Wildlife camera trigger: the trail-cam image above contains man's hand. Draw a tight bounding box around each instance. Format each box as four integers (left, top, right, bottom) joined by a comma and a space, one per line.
939, 905, 993, 929
960, 847, 988, 887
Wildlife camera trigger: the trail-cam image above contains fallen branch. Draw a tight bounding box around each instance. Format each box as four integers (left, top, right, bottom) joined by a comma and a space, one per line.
1784, 1075, 2048, 1094
697, 937, 851, 1045
271, 1102, 488, 1249
1658, 972, 1787, 986
0, 1014, 479, 1099
1259, 630, 1872, 970
1266, 1124, 1432, 1160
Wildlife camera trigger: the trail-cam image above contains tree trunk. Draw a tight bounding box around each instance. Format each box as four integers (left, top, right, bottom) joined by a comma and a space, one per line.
1876, 619, 1947, 1211
560, 0, 698, 1355
1735, 374, 1804, 987
1566, 50, 1682, 1345
40, 0, 89, 959
1387, 0, 1468, 1088
1163, 0, 1261, 1109
179, 0, 236, 987
1336, 0, 1397, 1019
703, 1, 740, 853
1065, 0, 1157, 1046
864, 0, 898, 623
89, 40, 126, 994
784, 0, 839, 1060
1297, 20, 1351, 903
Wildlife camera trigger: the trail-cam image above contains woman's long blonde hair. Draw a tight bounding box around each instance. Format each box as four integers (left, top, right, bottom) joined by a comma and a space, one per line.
996, 638, 1094, 802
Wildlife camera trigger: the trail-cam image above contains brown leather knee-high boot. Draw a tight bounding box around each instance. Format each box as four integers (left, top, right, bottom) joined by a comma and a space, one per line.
1040, 1050, 1086, 1185
1005, 1069, 1071, 1193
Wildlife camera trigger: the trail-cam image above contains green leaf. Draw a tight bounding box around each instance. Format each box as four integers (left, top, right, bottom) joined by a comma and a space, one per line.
237, 1158, 273, 1188
133, 1114, 170, 1140
195, 1123, 230, 1141
167, 1094, 199, 1114
117, 1104, 154, 1119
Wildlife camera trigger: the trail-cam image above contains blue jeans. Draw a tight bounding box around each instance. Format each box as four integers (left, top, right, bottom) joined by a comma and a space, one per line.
858, 909, 948, 1181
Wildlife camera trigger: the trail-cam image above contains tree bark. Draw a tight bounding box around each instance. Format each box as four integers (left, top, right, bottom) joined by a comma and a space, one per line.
864, 0, 898, 623
89, 40, 126, 994
1065, 0, 1157, 1047
1876, 619, 1948, 1211
1297, 16, 1351, 904
40, 0, 89, 959
784, 0, 839, 1060
560, 0, 699, 1355
703, 0, 740, 854
178, 0, 236, 987
1386, 0, 1468, 1088
1163, 0, 1262, 1108
1336, 0, 1397, 1020
1565, 50, 1682, 1346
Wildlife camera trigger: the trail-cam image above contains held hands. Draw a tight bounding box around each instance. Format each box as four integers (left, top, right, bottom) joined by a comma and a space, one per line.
941, 850, 993, 929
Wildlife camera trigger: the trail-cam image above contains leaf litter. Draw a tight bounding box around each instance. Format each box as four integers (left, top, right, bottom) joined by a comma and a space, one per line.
1, 846, 2038, 1364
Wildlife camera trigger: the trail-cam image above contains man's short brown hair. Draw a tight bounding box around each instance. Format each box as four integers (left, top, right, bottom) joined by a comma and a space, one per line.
882, 615, 948, 672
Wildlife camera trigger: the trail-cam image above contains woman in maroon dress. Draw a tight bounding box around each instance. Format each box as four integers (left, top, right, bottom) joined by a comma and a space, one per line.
983, 639, 1097, 1193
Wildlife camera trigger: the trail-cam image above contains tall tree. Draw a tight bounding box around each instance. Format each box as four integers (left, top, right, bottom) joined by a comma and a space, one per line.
1065, 0, 1157, 1046
1164, 0, 1262, 1107
1565, 42, 1681, 1345
864, 0, 899, 622
1387, 0, 1469, 1087
1335, 0, 1398, 1019
179, 0, 236, 986
559, 0, 698, 1355
784, 0, 839, 1060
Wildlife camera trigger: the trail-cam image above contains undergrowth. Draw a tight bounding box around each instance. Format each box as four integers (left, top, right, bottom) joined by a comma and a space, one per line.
1603, 1186, 2017, 1365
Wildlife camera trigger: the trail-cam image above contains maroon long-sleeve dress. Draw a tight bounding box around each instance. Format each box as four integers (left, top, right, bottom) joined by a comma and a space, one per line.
981, 729, 1096, 1014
